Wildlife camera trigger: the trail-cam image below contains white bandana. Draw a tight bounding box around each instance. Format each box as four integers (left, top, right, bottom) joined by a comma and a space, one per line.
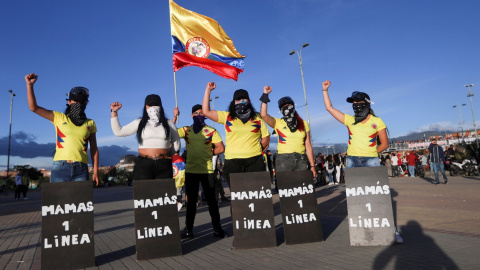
147, 106, 160, 126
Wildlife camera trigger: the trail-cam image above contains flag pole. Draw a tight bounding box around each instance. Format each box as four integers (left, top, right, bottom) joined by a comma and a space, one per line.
173, 71, 179, 123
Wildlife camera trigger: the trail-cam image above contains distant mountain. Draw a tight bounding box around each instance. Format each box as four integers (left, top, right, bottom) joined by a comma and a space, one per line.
312, 144, 348, 155
390, 130, 456, 142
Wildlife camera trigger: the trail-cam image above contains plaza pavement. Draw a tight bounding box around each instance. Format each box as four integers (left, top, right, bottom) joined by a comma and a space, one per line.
1, 172, 479, 269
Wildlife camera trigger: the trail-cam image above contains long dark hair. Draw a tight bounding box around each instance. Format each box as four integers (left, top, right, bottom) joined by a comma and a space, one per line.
369, 108, 390, 148
136, 106, 170, 145
227, 100, 259, 121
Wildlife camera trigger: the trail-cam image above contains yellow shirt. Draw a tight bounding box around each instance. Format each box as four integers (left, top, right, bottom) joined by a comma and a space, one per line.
344, 114, 386, 157
274, 118, 309, 154
216, 111, 270, 159
178, 125, 222, 174
52, 111, 97, 164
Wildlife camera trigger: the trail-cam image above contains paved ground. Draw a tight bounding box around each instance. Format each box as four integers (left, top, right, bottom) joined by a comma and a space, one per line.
1, 172, 480, 269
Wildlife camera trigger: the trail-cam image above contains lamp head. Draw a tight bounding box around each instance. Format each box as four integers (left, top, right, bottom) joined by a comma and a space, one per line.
289, 50, 295, 55
8, 89, 12, 93
302, 43, 309, 48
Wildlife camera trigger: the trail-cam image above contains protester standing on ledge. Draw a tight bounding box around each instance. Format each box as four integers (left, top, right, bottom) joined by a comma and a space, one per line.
173, 104, 227, 239
259, 86, 316, 179
428, 138, 448, 185
202, 82, 270, 189
25, 73, 99, 185
322, 80, 403, 244
110, 95, 180, 180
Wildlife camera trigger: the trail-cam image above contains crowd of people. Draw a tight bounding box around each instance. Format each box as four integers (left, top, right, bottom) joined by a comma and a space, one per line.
24, 74, 402, 243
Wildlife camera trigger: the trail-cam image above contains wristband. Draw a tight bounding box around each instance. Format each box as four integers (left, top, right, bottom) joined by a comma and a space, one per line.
111, 109, 118, 113
259, 93, 270, 103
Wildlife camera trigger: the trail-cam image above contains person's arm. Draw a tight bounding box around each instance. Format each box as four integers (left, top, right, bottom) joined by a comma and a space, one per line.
110, 102, 140, 137
305, 131, 317, 178
89, 133, 99, 186
377, 128, 389, 153
322, 80, 345, 124
202, 82, 219, 122
261, 136, 270, 151
213, 141, 225, 155
172, 107, 179, 124
260, 86, 276, 128
25, 73, 54, 121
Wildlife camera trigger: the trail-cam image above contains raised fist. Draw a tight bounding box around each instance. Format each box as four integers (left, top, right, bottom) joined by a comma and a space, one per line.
111, 102, 122, 111
25, 73, 38, 85
263, 86, 272, 94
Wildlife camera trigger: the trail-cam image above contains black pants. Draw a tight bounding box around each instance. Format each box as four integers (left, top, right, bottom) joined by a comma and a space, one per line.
223, 155, 266, 188
133, 156, 173, 180
15, 185, 24, 199
214, 170, 225, 199
185, 173, 221, 231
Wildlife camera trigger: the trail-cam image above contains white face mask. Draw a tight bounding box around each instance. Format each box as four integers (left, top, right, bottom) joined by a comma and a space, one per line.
147, 106, 160, 126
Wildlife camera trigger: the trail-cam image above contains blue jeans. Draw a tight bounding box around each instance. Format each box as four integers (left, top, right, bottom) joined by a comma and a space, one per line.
345, 156, 380, 168
327, 173, 334, 184
51, 161, 89, 183
408, 165, 415, 177
431, 162, 447, 183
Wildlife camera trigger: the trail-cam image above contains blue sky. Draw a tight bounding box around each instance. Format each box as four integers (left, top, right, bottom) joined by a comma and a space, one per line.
1, 0, 480, 169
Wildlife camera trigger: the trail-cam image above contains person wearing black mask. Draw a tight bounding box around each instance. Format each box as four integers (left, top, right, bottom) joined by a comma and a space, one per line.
322, 80, 388, 167
259, 86, 316, 178
322, 80, 403, 244
25, 73, 99, 185
173, 104, 227, 239
202, 82, 270, 189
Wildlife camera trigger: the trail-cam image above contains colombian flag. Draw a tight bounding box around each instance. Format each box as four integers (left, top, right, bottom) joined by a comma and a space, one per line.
169, 0, 245, 81
172, 154, 185, 188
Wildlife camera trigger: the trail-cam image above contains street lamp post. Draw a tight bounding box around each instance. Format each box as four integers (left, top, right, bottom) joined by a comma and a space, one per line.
289, 43, 311, 126
209, 96, 219, 128
465, 84, 479, 147
5, 89, 15, 195
453, 104, 466, 139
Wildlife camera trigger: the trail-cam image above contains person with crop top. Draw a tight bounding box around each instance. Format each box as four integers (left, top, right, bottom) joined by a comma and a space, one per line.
25, 73, 99, 185
259, 86, 316, 178
202, 82, 270, 188
110, 95, 180, 180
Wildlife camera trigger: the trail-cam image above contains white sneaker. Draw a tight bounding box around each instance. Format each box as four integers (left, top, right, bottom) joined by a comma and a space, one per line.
177, 202, 183, 211
328, 182, 333, 186
395, 232, 404, 244
23, 197, 29, 200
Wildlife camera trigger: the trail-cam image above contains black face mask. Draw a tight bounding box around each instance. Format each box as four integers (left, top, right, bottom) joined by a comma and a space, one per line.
352, 103, 370, 125
281, 104, 298, 132
192, 115, 206, 133
235, 103, 251, 124
66, 103, 87, 126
